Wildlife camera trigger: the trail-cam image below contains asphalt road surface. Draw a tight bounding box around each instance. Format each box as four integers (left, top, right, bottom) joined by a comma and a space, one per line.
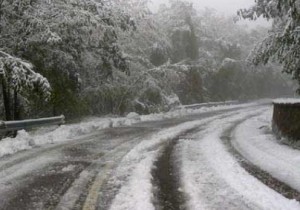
0, 102, 299, 210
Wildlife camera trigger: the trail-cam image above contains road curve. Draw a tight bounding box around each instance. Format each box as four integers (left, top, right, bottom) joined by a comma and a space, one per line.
1, 102, 298, 210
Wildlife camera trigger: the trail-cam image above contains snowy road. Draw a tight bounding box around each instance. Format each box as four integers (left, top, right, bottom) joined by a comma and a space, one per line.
0, 101, 299, 210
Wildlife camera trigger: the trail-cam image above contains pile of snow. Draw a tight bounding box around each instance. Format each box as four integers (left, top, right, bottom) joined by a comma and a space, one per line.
164, 93, 181, 107
176, 100, 238, 110
0, 117, 136, 158
0, 130, 33, 157
0, 100, 265, 158
273, 98, 300, 104
126, 112, 141, 121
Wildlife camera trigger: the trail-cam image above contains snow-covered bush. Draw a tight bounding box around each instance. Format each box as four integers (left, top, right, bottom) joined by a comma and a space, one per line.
0, 51, 51, 120
82, 84, 134, 116
0, 0, 295, 121
0, 0, 135, 118
147, 63, 204, 105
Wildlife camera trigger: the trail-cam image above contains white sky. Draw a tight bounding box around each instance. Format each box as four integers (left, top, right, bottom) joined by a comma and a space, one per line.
149, 0, 270, 28
149, 0, 255, 15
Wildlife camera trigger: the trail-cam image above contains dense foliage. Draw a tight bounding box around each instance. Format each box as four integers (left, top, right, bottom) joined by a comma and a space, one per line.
0, 51, 50, 120
0, 0, 295, 120
239, 0, 300, 88
0, 0, 134, 118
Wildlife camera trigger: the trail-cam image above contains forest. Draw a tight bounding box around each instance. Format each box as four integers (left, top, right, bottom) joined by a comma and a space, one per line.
0, 0, 296, 121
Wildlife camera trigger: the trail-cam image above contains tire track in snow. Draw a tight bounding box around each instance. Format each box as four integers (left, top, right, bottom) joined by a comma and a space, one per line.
0, 127, 154, 210
177, 106, 300, 210
0, 102, 270, 210
56, 137, 143, 210
108, 110, 245, 210
2, 161, 91, 210
223, 114, 300, 201
151, 128, 201, 210
151, 106, 269, 210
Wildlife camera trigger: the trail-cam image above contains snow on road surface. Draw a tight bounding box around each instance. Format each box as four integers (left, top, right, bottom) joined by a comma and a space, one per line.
108, 112, 236, 210
233, 110, 300, 193
3, 100, 296, 210
0, 101, 262, 158
178, 107, 300, 210
0, 126, 155, 209
107, 105, 300, 210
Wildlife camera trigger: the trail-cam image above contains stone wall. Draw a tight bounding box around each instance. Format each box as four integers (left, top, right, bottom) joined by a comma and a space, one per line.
272, 101, 300, 141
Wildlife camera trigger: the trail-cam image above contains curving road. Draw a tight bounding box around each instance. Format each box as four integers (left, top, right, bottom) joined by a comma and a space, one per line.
0, 101, 299, 210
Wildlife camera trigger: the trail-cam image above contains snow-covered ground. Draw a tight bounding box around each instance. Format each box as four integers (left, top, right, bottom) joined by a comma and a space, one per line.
233, 110, 300, 193
1, 100, 299, 210
178, 108, 300, 210
0, 101, 263, 158
108, 111, 235, 210
273, 98, 300, 104
108, 105, 300, 210
175, 100, 238, 109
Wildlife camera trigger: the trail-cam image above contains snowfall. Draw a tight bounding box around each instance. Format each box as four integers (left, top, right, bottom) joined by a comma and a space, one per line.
1, 99, 300, 210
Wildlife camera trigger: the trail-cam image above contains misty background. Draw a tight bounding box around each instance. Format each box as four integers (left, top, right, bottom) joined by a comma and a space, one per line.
0, 0, 295, 121
149, 0, 270, 27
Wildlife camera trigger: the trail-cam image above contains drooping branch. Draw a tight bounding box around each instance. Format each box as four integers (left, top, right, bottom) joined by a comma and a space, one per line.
0, 50, 51, 120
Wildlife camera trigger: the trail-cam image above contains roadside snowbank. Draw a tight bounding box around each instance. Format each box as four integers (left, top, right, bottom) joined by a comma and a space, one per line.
0, 117, 131, 157
0, 101, 265, 158
179, 107, 300, 210
233, 110, 300, 192
176, 100, 238, 109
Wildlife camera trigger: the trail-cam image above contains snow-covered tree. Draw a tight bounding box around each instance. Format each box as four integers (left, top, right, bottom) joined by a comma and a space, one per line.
117, 0, 170, 66
1, 0, 134, 79
156, 0, 199, 62
239, 0, 300, 88
0, 0, 293, 118
0, 0, 135, 116
0, 51, 51, 120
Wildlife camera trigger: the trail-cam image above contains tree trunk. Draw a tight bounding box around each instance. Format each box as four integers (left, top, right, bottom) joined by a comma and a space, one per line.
185, 16, 199, 60
1, 76, 12, 121
13, 89, 21, 120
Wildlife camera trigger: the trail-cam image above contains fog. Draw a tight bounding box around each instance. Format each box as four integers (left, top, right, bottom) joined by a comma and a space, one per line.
149, 0, 270, 27
0, 1, 298, 209
0, 0, 294, 122
150, 0, 254, 14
